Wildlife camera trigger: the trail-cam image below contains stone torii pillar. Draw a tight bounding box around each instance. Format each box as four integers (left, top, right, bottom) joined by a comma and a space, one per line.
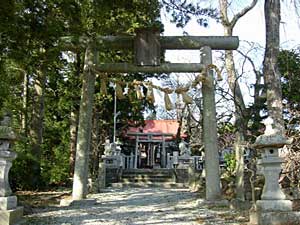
201, 46, 221, 200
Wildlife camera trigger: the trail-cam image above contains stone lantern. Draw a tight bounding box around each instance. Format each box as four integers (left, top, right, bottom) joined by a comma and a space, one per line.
250, 117, 296, 224
0, 115, 23, 225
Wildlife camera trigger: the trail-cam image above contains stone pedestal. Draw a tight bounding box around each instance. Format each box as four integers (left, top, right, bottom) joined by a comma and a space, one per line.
0, 118, 24, 225
97, 162, 106, 190
0, 196, 17, 210
256, 156, 292, 212
102, 155, 123, 168
0, 151, 17, 197
256, 199, 292, 212
0, 207, 24, 225
188, 164, 203, 192
177, 155, 193, 169
249, 210, 300, 225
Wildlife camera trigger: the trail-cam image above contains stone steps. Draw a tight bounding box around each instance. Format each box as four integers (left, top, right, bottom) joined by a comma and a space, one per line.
122, 174, 172, 178
111, 181, 187, 189
110, 169, 187, 189
123, 169, 173, 175
121, 177, 174, 183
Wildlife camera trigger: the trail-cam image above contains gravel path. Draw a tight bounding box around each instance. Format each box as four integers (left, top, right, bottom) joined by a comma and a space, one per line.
26, 188, 248, 225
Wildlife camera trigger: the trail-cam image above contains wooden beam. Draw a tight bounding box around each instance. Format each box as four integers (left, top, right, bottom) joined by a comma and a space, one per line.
59, 36, 239, 51
94, 63, 205, 73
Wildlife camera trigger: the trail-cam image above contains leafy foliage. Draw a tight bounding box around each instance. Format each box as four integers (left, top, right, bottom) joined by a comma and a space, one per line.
278, 48, 300, 188
2, 0, 161, 190
161, 0, 219, 28
279, 49, 300, 111
224, 153, 236, 174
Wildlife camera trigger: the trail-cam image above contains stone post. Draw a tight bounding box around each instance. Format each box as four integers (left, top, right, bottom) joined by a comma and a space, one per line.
249, 117, 300, 224
200, 46, 221, 201
97, 161, 106, 191
0, 115, 23, 225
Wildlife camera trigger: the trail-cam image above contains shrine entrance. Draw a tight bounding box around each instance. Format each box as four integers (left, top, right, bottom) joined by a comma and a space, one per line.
126, 132, 174, 169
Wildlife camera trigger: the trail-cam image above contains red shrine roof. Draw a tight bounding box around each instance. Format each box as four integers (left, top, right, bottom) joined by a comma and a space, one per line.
126, 120, 184, 140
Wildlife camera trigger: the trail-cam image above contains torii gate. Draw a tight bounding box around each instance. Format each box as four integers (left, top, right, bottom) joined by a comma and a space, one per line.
64, 28, 239, 202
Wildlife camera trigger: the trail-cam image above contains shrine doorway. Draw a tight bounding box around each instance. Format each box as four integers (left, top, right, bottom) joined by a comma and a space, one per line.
126, 132, 174, 169
137, 142, 161, 169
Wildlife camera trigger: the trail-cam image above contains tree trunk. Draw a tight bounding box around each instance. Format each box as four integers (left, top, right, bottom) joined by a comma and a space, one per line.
224, 41, 247, 200
263, 0, 284, 131
72, 46, 96, 200
91, 108, 100, 179
69, 53, 81, 177
22, 70, 29, 136
29, 69, 46, 188
69, 110, 78, 177
219, 0, 257, 200
234, 119, 245, 200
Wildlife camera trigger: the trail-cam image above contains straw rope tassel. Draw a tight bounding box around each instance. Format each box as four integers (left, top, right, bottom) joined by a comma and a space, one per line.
98, 64, 221, 104
207, 64, 222, 81
146, 85, 155, 104
128, 88, 134, 102
164, 92, 173, 111
135, 85, 143, 100
182, 92, 193, 104
116, 82, 125, 99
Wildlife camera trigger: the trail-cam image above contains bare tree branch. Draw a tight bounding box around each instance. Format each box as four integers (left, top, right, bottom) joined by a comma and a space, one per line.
230, 0, 258, 28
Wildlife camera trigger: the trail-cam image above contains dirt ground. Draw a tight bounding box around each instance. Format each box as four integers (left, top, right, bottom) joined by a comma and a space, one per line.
17, 187, 250, 225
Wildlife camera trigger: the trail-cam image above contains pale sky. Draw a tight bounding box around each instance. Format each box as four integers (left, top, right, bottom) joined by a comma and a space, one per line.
153, 1, 300, 112
161, 1, 300, 48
